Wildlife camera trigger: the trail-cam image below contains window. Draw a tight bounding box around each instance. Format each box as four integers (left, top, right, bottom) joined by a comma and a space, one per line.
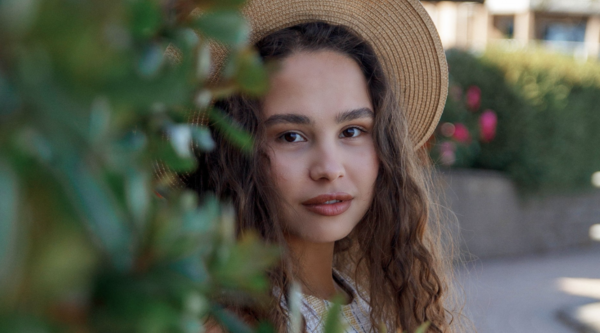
544, 21, 586, 42
492, 15, 515, 39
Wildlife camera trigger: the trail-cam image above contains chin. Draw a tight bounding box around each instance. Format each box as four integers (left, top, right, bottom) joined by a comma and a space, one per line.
288, 216, 359, 244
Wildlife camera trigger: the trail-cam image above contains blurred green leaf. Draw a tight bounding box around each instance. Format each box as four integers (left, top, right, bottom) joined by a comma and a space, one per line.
209, 108, 253, 153
129, 0, 162, 40
160, 196, 219, 266
157, 139, 197, 173
191, 126, 215, 151
92, 272, 186, 332
183, 195, 219, 234
116, 130, 147, 153
183, 291, 209, 317
194, 10, 249, 47
323, 297, 344, 333
126, 169, 150, 229
256, 322, 275, 333
0, 161, 18, 285
16, 45, 52, 88
235, 49, 269, 96
194, 90, 212, 109
61, 158, 132, 270
108, 130, 147, 171
0, 0, 39, 37
288, 283, 303, 333
0, 71, 21, 117
181, 315, 204, 333
212, 233, 279, 292
179, 28, 200, 49
197, 42, 212, 79
413, 322, 430, 333
136, 301, 181, 333
104, 64, 193, 107
168, 124, 194, 158
0, 316, 54, 333
89, 96, 112, 143
31, 226, 96, 299
170, 255, 209, 284
138, 43, 166, 78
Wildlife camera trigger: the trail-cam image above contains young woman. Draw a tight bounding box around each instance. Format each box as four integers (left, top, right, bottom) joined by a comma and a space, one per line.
184, 0, 462, 332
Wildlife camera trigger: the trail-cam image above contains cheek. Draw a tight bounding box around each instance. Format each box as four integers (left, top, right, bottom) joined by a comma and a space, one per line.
268, 150, 304, 196
354, 144, 379, 173
351, 144, 380, 198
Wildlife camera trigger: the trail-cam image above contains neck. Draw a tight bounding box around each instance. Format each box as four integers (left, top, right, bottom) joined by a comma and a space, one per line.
285, 234, 337, 300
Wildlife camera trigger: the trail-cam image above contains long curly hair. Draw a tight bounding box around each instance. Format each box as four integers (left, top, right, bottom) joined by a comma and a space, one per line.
188, 22, 463, 333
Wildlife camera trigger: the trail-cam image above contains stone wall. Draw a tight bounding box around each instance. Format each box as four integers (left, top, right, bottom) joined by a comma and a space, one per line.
440, 169, 600, 259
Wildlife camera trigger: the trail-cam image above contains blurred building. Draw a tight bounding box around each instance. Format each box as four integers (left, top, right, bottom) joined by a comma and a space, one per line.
422, 0, 600, 59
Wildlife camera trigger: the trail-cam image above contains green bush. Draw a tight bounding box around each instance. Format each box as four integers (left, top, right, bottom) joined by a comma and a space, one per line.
0, 0, 281, 332
432, 48, 600, 194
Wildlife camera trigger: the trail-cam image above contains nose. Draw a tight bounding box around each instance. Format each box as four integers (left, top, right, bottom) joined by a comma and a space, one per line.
308, 141, 345, 182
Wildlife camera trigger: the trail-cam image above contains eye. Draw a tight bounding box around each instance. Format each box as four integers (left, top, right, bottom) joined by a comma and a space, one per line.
340, 127, 364, 138
279, 132, 306, 143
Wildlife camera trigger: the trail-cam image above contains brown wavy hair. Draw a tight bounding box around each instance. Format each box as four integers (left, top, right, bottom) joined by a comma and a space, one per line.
188, 22, 464, 333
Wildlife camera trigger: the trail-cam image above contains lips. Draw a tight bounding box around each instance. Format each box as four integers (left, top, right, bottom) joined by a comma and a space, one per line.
302, 193, 353, 216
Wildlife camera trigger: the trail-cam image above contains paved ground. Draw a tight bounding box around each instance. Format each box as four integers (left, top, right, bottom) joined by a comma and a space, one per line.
457, 245, 600, 333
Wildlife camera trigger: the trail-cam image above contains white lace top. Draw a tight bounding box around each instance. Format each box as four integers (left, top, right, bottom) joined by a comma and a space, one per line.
295, 272, 373, 333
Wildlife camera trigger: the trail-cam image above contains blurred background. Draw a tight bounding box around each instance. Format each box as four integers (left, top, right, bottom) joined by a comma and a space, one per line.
422, 0, 600, 332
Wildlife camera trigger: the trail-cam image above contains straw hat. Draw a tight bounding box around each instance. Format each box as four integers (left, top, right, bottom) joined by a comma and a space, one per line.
159, 0, 447, 185
218, 0, 447, 149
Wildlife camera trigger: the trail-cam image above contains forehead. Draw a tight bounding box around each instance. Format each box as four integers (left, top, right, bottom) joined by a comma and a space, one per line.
262, 50, 372, 119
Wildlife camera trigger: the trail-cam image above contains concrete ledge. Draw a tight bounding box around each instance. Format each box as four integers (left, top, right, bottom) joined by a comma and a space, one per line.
439, 169, 600, 259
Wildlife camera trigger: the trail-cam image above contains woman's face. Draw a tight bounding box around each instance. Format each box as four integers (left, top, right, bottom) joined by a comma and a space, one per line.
262, 50, 379, 244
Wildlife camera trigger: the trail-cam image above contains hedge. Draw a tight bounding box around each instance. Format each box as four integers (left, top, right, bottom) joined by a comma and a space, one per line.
432, 48, 600, 194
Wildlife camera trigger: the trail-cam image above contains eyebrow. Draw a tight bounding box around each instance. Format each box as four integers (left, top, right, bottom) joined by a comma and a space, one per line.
264, 114, 313, 127
263, 107, 374, 127
335, 108, 374, 123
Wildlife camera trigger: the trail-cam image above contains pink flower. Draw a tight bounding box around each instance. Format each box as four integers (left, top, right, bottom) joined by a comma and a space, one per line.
439, 141, 456, 166
453, 123, 471, 143
479, 110, 498, 142
466, 86, 481, 111
440, 141, 456, 153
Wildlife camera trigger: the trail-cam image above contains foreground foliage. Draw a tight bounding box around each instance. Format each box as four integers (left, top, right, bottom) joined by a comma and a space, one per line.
0, 0, 281, 331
